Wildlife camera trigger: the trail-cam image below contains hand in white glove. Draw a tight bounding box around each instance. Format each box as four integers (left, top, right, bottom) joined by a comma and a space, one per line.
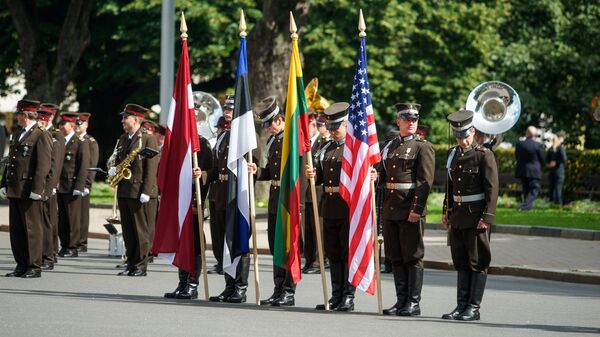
52, 188, 57, 196
139, 193, 150, 203
108, 167, 117, 177
83, 188, 90, 196
73, 190, 84, 197
29, 192, 42, 200
0, 187, 6, 199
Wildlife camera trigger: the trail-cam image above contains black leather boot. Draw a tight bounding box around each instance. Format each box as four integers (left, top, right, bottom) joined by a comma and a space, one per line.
164, 269, 188, 298
316, 261, 343, 310
457, 272, 487, 321
209, 272, 235, 302
227, 256, 249, 303
273, 269, 296, 306
398, 265, 423, 316
442, 270, 471, 320
261, 265, 285, 305
176, 282, 198, 299
383, 265, 407, 315
336, 284, 356, 312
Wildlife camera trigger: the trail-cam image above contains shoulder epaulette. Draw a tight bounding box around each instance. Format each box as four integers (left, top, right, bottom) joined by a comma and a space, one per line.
78, 134, 86, 141
89, 136, 96, 142
475, 145, 487, 152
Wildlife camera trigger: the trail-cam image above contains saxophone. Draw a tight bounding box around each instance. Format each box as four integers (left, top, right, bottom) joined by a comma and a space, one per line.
106, 136, 142, 188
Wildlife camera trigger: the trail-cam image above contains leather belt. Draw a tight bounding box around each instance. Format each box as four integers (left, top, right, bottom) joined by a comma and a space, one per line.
219, 174, 228, 182
386, 182, 416, 190
271, 180, 280, 187
453, 193, 485, 202
323, 186, 339, 193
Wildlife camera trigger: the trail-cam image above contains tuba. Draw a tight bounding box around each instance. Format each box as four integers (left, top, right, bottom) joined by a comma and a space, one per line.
305, 78, 330, 113
466, 81, 521, 135
193, 91, 223, 146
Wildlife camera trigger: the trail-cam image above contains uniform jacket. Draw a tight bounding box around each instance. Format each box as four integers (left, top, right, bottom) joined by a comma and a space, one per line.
2, 123, 52, 199
43, 128, 65, 198
83, 133, 99, 189
515, 138, 545, 179
314, 139, 348, 220
376, 135, 435, 221
443, 144, 499, 228
207, 129, 230, 210
58, 132, 90, 194
115, 128, 159, 199
256, 131, 283, 215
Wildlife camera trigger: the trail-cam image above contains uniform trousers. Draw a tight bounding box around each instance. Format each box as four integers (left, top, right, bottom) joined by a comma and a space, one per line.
9, 198, 43, 271
210, 204, 225, 268
450, 227, 491, 272
383, 218, 425, 268
58, 193, 82, 250
79, 194, 90, 249
145, 198, 158, 250
42, 195, 59, 265
118, 198, 150, 271
303, 201, 318, 266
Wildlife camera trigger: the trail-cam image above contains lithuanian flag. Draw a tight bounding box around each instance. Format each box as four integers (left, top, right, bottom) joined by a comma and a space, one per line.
273, 14, 310, 283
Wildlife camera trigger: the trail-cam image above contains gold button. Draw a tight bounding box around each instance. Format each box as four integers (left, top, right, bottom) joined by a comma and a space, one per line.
457, 202, 461, 206
330, 168, 333, 171
458, 165, 462, 169
275, 151, 278, 154
329, 193, 332, 195
458, 178, 461, 181
329, 180, 332, 183
390, 177, 394, 181
392, 165, 396, 168
332, 157, 335, 160
461, 153, 464, 157
458, 191, 461, 194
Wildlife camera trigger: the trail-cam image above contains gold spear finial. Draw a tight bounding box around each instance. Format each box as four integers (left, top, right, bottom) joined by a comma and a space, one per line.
180, 12, 188, 40
290, 11, 298, 39
240, 9, 247, 38
359, 9, 366, 37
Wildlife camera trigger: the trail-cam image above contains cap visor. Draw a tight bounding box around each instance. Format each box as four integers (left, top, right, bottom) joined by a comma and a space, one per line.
326, 122, 341, 131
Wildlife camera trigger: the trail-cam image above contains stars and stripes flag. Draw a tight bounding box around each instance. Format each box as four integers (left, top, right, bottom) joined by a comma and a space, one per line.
223, 32, 257, 277
152, 34, 200, 275
339, 35, 381, 294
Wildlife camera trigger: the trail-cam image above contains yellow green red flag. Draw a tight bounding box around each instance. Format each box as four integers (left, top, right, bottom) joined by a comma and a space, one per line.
273, 31, 310, 283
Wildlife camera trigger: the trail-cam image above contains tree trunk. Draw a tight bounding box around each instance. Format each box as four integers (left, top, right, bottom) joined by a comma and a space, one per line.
6, 0, 93, 104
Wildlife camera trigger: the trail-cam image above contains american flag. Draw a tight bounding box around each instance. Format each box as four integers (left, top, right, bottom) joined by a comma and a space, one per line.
339, 36, 381, 294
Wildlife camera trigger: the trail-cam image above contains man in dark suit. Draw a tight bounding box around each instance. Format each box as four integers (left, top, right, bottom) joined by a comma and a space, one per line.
36, 104, 65, 270
442, 109, 498, 321
57, 112, 90, 258
75, 112, 99, 253
515, 126, 545, 211
2, 99, 52, 278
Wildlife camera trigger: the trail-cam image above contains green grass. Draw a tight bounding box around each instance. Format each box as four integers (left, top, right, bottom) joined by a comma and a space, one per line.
90, 182, 115, 204
426, 192, 600, 231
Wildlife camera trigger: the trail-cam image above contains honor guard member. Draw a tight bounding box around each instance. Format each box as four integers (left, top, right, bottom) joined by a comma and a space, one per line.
140, 119, 160, 253
163, 135, 213, 300
75, 112, 99, 253
301, 112, 328, 274
250, 96, 296, 306
2, 99, 52, 278
442, 109, 498, 321
36, 104, 65, 270
208, 94, 251, 302
56, 112, 90, 258
376, 103, 435, 316
306, 102, 355, 311
108, 104, 159, 277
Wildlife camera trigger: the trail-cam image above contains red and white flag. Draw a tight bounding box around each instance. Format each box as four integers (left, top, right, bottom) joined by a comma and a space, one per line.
339, 35, 380, 294
151, 37, 200, 275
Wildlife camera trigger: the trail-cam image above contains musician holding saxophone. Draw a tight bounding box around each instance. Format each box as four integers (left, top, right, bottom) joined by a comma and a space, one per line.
108, 104, 159, 277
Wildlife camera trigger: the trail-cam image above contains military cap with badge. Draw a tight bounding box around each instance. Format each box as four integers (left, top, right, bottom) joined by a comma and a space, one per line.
447, 109, 475, 139
323, 102, 350, 131
255, 96, 281, 129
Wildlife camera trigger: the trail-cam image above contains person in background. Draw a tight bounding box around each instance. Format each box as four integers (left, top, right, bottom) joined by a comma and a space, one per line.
546, 133, 567, 206
515, 126, 545, 211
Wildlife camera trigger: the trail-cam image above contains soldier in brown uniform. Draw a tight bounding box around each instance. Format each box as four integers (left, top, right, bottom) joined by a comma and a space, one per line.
36, 104, 65, 270
301, 112, 328, 274
140, 119, 160, 255
306, 102, 356, 311
75, 112, 99, 253
57, 112, 90, 258
377, 103, 435, 316
108, 104, 159, 276
2, 99, 52, 278
250, 96, 296, 307
442, 109, 498, 321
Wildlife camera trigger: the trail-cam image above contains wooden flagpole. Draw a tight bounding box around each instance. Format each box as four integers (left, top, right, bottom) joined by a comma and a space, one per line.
240, 9, 261, 305
359, 9, 383, 315
182, 12, 209, 301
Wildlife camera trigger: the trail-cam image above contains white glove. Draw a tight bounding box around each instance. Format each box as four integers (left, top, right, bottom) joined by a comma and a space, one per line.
83, 188, 90, 196
52, 188, 57, 196
29, 192, 42, 200
73, 190, 84, 197
108, 167, 117, 177
140, 193, 150, 203
0, 187, 6, 199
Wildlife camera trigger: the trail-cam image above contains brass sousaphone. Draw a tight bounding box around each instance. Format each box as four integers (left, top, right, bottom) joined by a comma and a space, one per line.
466, 81, 521, 136
193, 91, 223, 146
305, 78, 330, 113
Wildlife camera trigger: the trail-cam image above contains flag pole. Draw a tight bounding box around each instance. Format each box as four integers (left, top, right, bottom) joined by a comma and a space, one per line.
181, 12, 209, 301
291, 11, 330, 311
240, 9, 261, 306
359, 9, 383, 315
